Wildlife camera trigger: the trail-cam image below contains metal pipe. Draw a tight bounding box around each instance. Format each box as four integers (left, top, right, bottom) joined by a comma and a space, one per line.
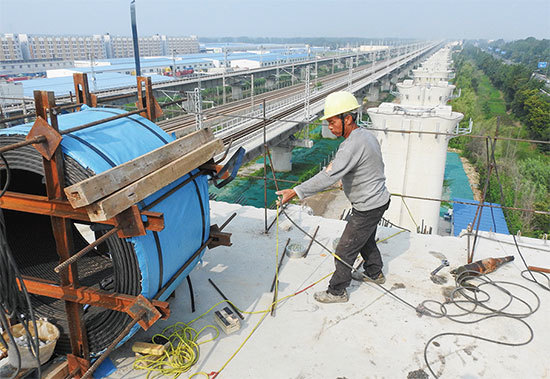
0, 135, 46, 154
61, 108, 145, 135
220, 212, 237, 230
528, 266, 550, 274
159, 98, 186, 108
263, 99, 268, 233
208, 278, 244, 320
303, 225, 320, 258
54, 227, 120, 273
270, 238, 291, 292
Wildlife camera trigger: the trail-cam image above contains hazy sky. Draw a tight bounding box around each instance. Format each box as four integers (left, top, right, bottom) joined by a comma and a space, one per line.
0, 0, 548, 41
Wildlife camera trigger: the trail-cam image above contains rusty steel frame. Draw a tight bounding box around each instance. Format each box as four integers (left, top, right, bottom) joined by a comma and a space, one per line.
20, 277, 170, 322
0, 191, 164, 232
0, 76, 176, 377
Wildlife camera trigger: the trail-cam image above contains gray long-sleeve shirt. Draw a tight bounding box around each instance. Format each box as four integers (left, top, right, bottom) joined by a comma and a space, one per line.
294, 128, 390, 211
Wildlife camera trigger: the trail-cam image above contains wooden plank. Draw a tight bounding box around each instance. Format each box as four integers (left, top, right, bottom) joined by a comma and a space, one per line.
43, 360, 69, 379
86, 139, 224, 221
64, 128, 215, 208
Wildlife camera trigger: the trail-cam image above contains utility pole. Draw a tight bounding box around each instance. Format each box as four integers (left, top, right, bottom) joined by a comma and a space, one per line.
348, 58, 352, 90
276, 61, 280, 89
130, 0, 141, 76
314, 54, 318, 87
222, 72, 226, 105
251, 73, 254, 108
304, 65, 311, 139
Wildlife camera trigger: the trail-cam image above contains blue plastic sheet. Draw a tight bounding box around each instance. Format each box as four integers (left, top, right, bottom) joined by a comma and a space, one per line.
0, 106, 210, 344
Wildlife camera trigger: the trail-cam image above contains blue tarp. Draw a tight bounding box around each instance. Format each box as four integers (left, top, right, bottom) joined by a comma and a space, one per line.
452, 197, 510, 236
0, 106, 210, 345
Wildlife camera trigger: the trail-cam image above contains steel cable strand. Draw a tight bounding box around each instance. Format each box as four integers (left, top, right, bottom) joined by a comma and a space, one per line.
0, 134, 142, 354
0, 153, 10, 198
420, 271, 540, 378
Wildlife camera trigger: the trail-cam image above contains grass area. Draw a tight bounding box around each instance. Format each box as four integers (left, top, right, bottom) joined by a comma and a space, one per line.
449, 55, 549, 237
477, 76, 507, 118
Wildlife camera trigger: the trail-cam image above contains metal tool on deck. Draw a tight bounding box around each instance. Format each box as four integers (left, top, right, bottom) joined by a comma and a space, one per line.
430, 259, 449, 276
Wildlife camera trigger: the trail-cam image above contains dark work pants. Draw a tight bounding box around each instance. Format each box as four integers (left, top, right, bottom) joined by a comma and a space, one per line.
328, 200, 390, 295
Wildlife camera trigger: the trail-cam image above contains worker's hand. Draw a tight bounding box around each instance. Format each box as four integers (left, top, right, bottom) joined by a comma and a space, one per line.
275, 189, 297, 206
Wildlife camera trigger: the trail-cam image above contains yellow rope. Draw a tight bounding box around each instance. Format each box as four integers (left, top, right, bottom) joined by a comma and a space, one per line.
400, 196, 418, 229
270, 204, 280, 314
134, 212, 406, 378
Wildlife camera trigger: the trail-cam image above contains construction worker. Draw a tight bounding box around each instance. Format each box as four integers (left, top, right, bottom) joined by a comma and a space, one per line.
276, 91, 390, 303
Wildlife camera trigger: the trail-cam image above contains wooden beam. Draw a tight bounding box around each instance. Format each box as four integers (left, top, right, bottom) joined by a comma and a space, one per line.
86, 139, 224, 221
43, 360, 69, 379
64, 128, 216, 208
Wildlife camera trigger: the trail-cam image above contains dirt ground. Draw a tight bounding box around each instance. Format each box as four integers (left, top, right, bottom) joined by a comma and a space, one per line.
301, 185, 350, 220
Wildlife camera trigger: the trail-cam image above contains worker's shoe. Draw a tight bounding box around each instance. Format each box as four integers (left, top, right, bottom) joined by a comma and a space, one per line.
314, 290, 349, 303
351, 270, 386, 284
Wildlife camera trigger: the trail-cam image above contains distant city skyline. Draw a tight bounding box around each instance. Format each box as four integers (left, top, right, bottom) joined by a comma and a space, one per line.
0, 0, 548, 41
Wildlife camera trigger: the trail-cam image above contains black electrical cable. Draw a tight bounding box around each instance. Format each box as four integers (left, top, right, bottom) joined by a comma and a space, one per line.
0, 207, 41, 378
419, 270, 539, 378
265, 141, 546, 379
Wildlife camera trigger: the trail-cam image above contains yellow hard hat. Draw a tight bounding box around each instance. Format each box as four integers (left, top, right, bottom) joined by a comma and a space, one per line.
320, 91, 360, 120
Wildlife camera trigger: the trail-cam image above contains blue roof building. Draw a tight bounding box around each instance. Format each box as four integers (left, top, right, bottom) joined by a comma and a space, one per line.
22, 72, 174, 97
452, 197, 510, 236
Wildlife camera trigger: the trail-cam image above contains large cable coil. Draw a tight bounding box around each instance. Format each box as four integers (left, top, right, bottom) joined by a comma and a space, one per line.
0, 107, 210, 354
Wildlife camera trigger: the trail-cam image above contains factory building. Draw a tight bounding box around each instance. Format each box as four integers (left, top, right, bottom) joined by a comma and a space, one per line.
0, 33, 200, 61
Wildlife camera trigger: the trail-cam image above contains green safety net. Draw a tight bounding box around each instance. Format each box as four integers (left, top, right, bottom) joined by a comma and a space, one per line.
210, 125, 343, 208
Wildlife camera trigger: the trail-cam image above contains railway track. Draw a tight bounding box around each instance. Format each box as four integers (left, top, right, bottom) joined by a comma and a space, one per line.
157, 67, 357, 134
216, 45, 438, 147
158, 60, 385, 135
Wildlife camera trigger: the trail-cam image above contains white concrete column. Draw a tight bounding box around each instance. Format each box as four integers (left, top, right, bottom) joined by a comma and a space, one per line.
380, 78, 391, 92
231, 85, 243, 100
265, 78, 276, 90
366, 84, 380, 102
271, 146, 293, 172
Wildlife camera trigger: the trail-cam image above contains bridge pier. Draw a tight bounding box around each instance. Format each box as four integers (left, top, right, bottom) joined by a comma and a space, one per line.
380, 78, 391, 92
366, 84, 380, 102
231, 85, 243, 100
271, 137, 314, 172
265, 77, 276, 90
271, 146, 293, 172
